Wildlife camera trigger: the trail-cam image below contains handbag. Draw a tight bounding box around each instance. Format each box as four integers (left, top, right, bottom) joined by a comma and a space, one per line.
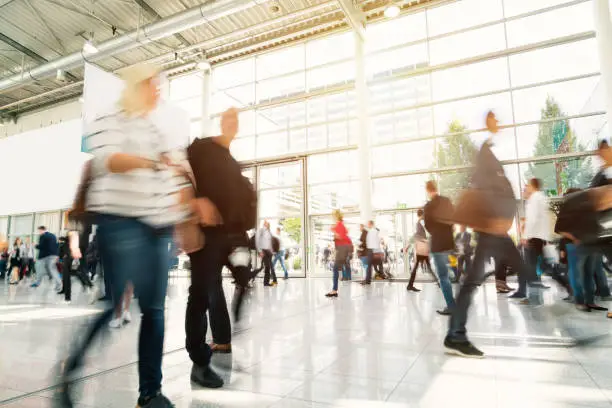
69, 160, 93, 222
452, 189, 515, 236
415, 240, 429, 256
173, 168, 205, 254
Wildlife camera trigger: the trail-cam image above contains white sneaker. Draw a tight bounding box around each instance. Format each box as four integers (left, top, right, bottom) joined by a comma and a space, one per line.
61, 300, 71, 305
122, 310, 132, 324
109, 317, 123, 329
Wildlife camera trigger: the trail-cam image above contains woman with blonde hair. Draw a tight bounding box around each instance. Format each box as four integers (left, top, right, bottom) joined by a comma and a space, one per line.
326, 209, 352, 297
56, 64, 193, 408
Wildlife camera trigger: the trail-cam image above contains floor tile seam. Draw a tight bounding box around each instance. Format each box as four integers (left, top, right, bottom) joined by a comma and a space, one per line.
573, 352, 612, 404
383, 342, 430, 402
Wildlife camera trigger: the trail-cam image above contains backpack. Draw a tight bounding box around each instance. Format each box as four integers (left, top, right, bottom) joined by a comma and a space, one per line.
235, 175, 257, 232
272, 236, 280, 253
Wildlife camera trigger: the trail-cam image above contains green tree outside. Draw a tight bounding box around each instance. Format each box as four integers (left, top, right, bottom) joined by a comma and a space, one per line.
524, 96, 593, 196
434, 120, 478, 203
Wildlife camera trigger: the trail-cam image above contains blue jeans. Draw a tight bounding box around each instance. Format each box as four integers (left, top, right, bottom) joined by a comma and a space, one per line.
566, 244, 581, 300
431, 251, 455, 309
65, 215, 172, 399
272, 250, 288, 279
34, 255, 62, 289
332, 245, 351, 291
576, 245, 600, 305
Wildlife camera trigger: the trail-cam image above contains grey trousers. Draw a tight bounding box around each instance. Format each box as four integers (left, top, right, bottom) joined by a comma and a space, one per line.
34, 255, 62, 289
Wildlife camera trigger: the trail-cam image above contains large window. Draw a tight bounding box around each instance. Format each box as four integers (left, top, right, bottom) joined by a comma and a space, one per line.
197, 0, 605, 224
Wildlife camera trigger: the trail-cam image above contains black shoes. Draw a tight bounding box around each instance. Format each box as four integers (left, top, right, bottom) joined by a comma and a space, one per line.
190, 364, 224, 389
587, 304, 608, 311
436, 308, 451, 316
406, 286, 421, 292
325, 292, 338, 297
360, 281, 371, 286
444, 337, 485, 358
137, 392, 175, 408
508, 292, 526, 299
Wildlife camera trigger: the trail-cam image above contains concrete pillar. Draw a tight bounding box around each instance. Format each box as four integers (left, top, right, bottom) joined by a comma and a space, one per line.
593, 0, 612, 133
355, 31, 373, 222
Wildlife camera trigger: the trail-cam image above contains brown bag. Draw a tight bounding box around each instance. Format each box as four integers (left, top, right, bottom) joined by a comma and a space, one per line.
452, 189, 514, 236
173, 169, 205, 254
69, 160, 93, 222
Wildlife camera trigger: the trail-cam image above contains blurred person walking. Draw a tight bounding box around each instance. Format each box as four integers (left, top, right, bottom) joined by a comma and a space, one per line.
56, 64, 191, 408
31, 226, 61, 290
272, 227, 289, 280
8, 238, 23, 285
509, 178, 550, 304
590, 141, 612, 301
362, 220, 382, 285
423, 181, 456, 316
454, 225, 472, 284
326, 210, 351, 297
407, 209, 434, 292
185, 107, 257, 385
257, 220, 276, 287
357, 224, 369, 277
445, 111, 528, 358
59, 221, 93, 303
23, 237, 35, 279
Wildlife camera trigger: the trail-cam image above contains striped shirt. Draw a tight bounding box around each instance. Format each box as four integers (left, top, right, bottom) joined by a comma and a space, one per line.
84, 111, 190, 228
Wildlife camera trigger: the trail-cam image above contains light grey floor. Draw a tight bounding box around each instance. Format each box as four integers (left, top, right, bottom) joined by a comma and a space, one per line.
1, 275, 612, 407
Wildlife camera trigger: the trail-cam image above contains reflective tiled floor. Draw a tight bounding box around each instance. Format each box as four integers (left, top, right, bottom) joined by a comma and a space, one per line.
1, 275, 612, 407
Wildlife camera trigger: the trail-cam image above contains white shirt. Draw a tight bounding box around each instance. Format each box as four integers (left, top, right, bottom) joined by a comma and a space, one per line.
84, 112, 190, 227
523, 190, 549, 241
256, 228, 273, 251
605, 167, 612, 179
366, 228, 381, 251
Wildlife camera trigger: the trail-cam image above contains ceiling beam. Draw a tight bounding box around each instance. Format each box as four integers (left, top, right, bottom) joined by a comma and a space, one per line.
0, 32, 79, 82
336, 0, 366, 40
39, 0, 130, 33
23, 0, 67, 54
133, 0, 192, 47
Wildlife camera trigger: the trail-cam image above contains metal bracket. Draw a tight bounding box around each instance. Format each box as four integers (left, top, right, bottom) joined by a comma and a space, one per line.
336, 0, 366, 40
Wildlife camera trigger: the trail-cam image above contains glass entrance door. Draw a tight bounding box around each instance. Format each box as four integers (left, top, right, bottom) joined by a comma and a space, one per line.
257, 160, 306, 277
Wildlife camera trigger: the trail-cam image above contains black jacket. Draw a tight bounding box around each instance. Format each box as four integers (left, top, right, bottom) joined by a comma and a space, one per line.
37, 232, 59, 259
187, 137, 255, 236
423, 195, 455, 253
357, 230, 368, 257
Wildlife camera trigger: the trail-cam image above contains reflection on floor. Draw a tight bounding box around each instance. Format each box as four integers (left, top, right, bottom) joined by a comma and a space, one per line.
1, 276, 612, 407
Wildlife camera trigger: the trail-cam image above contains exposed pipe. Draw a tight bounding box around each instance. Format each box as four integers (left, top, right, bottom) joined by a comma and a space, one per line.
0, 0, 268, 93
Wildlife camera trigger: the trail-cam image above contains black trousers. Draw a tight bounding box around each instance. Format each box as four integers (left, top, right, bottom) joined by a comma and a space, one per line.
449, 233, 528, 342
186, 229, 232, 368
517, 238, 544, 295
457, 254, 471, 282
262, 250, 276, 284
408, 255, 432, 287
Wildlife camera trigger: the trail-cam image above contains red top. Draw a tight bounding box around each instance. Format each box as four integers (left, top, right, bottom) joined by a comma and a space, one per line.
332, 221, 351, 247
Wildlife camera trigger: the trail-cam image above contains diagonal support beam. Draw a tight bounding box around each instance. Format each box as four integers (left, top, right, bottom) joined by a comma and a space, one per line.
133, 0, 192, 47
337, 0, 366, 40
0, 32, 78, 82
24, 0, 66, 54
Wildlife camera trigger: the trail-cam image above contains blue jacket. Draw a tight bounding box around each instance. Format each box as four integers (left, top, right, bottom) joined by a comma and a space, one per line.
37, 232, 59, 259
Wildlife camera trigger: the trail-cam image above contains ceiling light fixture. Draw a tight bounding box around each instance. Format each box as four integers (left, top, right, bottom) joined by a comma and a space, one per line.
384, 3, 401, 18
83, 40, 99, 54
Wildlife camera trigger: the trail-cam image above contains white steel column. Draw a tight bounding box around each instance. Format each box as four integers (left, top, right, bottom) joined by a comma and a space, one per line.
201, 68, 212, 137
355, 32, 373, 222
594, 0, 612, 131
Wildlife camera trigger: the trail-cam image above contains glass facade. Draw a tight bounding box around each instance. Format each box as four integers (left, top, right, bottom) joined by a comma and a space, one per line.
151, 0, 609, 276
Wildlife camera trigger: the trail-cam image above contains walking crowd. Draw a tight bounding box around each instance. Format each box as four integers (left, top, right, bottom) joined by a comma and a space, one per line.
0, 65, 610, 408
